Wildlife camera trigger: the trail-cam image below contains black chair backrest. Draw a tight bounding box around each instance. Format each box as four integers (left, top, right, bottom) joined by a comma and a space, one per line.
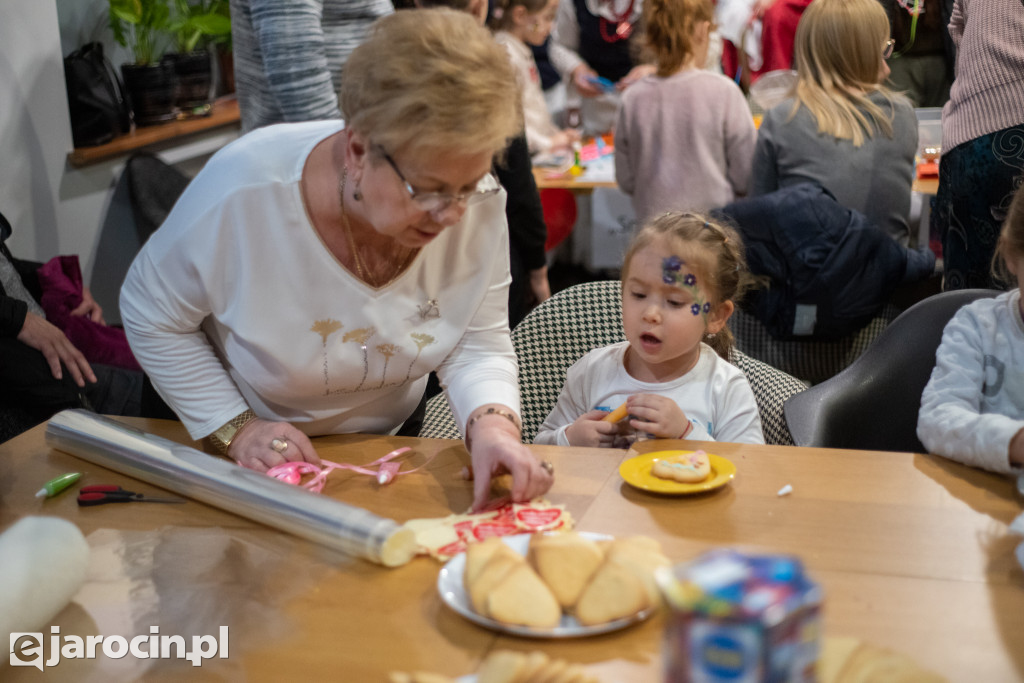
783, 289, 999, 451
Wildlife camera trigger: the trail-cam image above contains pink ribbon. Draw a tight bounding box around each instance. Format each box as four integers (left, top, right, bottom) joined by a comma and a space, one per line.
266, 447, 432, 493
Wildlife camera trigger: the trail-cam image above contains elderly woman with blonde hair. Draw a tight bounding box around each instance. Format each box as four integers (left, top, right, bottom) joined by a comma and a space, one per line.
749, 0, 918, 246
120, 9, 553, 511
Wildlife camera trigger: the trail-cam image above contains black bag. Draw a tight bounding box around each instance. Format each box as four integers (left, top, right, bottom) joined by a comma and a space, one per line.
63, 42, 132, 147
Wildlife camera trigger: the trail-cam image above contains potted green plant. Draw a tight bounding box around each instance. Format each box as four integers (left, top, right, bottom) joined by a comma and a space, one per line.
109, 0, 177, 125
167, 0, 232, 114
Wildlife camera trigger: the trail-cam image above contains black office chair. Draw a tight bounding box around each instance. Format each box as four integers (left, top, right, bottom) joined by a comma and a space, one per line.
783, 288, 998, 452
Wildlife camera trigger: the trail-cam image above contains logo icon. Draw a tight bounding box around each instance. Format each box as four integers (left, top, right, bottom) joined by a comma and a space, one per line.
10, 632, 44, 671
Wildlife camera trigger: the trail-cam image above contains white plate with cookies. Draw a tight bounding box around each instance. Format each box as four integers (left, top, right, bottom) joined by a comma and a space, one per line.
437, 531, 663, 638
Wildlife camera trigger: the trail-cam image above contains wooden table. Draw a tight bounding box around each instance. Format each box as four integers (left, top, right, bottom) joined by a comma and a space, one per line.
3, 418, 1022, 681
534, 167, 617, 192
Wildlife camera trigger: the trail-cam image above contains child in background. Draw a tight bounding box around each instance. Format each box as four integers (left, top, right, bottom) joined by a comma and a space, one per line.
918, 185, 1024, 475
534, 212, 765, 447
491, 0, 581, 156
614, 0, 756, 223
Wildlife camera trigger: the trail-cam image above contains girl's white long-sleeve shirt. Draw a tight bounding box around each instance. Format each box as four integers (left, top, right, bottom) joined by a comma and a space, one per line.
918, 289, 1024, 474
120, 121, 519, 441
534, 341, 764, 446
494, 31, 562, 156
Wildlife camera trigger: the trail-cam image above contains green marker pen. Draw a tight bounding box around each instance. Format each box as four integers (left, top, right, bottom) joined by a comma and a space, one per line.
35, 472, 82, 498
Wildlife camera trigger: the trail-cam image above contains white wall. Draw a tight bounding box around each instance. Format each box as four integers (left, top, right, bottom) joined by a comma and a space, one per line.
0, 0, 75, 265
1, 0, 236, 323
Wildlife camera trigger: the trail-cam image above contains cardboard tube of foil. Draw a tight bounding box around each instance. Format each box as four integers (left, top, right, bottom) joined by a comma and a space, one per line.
45, 410, 415, 567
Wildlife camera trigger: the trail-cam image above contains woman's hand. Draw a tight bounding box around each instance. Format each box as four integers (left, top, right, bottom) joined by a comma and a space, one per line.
227, 418, 322, 472
565, 409, 621, 447
17, 311, 96, 386
70, 287, 105, 324
466, 406, 553, 512
749, 0, 778, 23
528, 266, 552, 306
571, 64, 604, 97
625, 394, 692, 440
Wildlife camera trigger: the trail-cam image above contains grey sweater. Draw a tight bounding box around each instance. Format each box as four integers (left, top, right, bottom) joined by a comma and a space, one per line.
229, 0, 392, 132
750, 91, 918, 246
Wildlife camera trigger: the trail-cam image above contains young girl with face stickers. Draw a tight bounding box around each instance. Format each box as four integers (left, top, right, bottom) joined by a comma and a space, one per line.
534, 212, 765, 447
491, 0, 581, 156
918, 184, 1024, 475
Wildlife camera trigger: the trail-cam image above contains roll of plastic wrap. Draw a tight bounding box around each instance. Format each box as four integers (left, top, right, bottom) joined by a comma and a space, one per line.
45, 410, 415, 567
0, 516, 90, 636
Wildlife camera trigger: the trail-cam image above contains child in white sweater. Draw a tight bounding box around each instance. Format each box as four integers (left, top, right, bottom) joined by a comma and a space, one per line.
535, 212, 765, 447
918, 185, 1024, 474
492, 0, 580, 156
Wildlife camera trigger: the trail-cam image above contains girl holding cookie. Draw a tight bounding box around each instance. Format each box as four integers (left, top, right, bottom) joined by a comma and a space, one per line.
534, 212, 765, 447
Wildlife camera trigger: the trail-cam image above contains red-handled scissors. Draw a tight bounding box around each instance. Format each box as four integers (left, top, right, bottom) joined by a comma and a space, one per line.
77, 485, 185, 507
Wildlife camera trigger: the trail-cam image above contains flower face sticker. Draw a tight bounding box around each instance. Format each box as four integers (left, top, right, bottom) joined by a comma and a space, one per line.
663, 256, 710, 320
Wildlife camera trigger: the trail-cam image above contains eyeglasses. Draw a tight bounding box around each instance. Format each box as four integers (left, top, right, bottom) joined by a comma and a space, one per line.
378, 147, 500, 214
883, 38, 895, 60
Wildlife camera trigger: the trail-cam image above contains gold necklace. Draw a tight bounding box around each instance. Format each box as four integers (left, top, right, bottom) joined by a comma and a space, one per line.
338, 165, 416, 288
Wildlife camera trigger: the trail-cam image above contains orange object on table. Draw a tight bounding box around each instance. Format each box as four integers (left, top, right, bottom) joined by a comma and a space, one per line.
917, 161, 939, 179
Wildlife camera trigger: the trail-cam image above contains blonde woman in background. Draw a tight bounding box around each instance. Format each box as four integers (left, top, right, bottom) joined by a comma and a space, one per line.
750, 0, 918, 245
120, 10, 554, 512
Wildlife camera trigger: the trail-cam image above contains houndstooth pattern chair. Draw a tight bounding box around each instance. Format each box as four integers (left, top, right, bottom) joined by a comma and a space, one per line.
420, 280, 807, 446
728, 304, 903, 386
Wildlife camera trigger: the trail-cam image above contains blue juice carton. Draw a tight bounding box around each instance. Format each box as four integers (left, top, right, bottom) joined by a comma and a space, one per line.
657, 549, 822, 683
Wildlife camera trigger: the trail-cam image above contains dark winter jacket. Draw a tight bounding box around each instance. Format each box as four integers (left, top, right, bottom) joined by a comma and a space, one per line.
715, 182, 936, 340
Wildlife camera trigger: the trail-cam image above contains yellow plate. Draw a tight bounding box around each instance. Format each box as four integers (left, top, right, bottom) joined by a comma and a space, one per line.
619, 450, 736, 494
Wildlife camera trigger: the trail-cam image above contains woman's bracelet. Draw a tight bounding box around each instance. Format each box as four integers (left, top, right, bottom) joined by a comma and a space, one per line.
464, 407, 521, 454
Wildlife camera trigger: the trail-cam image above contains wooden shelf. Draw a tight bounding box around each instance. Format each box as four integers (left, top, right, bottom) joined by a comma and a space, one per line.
67, 96, 241, 168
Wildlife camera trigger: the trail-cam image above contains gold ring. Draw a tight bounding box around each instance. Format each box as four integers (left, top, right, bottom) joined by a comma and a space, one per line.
271, 438, 289, 453
540, 460, 554, 475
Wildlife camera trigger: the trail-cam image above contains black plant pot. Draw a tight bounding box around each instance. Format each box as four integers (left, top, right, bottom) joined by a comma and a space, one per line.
121, 60, 177, 126
169, 50, 213, 111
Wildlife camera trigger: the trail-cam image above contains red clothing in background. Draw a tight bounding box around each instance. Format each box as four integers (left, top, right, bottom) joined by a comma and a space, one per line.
721, 0, 812, 85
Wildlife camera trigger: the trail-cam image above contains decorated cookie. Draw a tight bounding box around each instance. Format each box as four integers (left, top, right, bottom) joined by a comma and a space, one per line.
651, 451, 711, 483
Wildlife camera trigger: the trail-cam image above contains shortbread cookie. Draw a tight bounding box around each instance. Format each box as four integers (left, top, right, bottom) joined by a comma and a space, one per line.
468, 554, 521, 615
486, 564, 562, 628
651, 451, 711, 483
528, 532, 605, 609
574, 559, 649, 626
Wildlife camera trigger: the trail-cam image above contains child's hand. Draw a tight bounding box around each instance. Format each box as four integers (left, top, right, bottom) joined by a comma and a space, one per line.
565, 410, 622, 447
616, 64, 656, 90
1010, 427, 1024, 468
625, 394, 692, 439
549, 129, 582, 152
